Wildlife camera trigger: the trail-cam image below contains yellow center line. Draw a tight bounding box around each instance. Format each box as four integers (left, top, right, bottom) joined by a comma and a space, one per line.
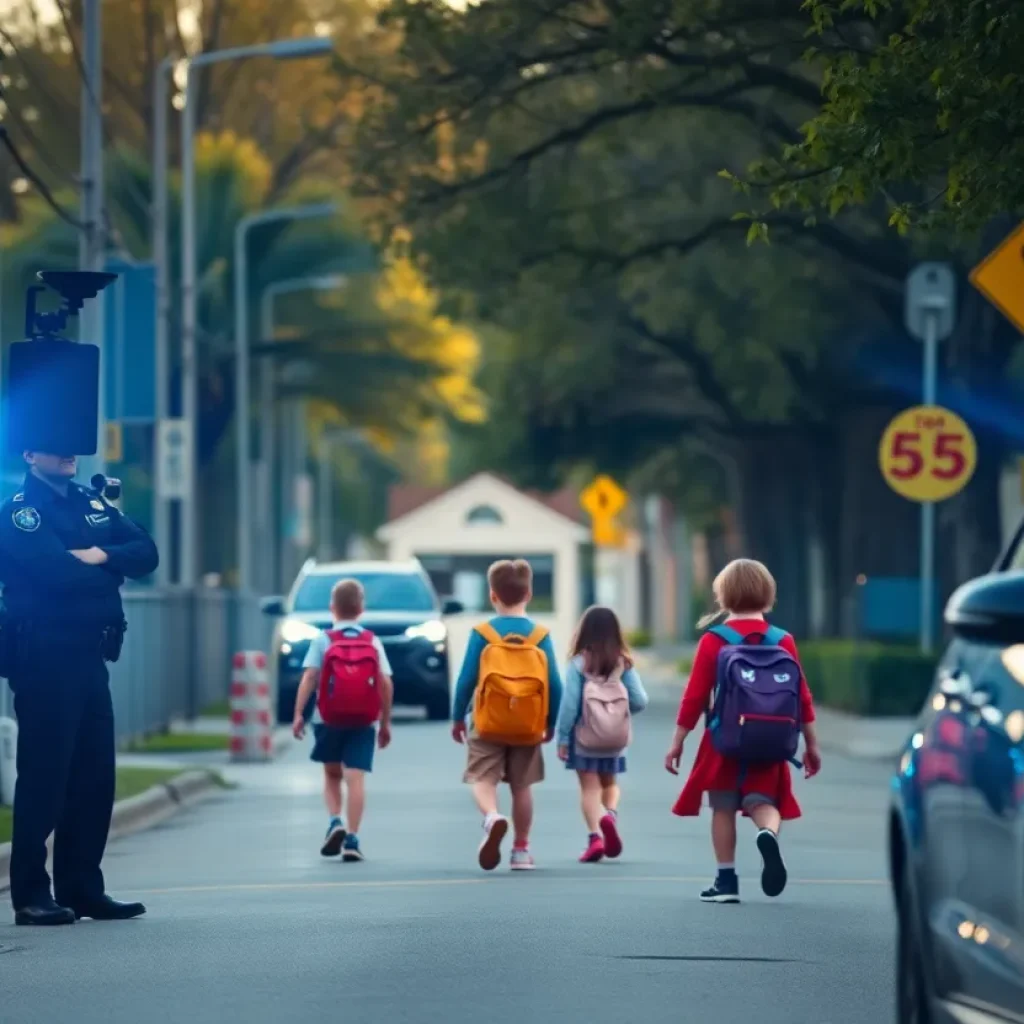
134, 875, 887, 896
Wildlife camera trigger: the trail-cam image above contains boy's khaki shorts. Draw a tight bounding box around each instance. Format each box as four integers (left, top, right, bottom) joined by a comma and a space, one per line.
464, 732, 544, 789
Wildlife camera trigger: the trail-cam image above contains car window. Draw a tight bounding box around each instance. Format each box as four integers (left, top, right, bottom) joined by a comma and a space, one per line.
292, 572, 437, 613
1004, 523, 1024, 572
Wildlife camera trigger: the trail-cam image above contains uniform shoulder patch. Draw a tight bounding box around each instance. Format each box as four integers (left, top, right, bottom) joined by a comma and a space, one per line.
12, 506, 41, 532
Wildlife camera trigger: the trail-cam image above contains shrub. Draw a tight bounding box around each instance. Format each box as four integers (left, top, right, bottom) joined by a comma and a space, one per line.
799, 640, 935, 717
626, 628, 652, 649
676, 654, 694, 675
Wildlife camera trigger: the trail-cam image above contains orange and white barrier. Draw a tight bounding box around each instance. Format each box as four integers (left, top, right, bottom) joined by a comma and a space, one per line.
230, 651, 273, 762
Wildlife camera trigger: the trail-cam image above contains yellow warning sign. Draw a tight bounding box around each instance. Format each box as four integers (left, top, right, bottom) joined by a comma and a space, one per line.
878, 405, 976, 502
970, 221, 1024, 335
580, 475, 628, 547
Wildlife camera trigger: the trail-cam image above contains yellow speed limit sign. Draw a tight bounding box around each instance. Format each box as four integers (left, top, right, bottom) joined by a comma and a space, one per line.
879, 405, 977, 502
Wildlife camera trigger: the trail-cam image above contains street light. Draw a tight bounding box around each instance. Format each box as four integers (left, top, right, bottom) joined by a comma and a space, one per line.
177, 35, 333, 588
317, 428, 369, 563
234, 204, 337, 598
259, 275, 347, 593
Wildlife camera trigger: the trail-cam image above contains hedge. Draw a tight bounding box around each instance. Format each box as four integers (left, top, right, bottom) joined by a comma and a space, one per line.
626, 629, 653, 649
799, 640, 935, 717
675, 639, 935, 717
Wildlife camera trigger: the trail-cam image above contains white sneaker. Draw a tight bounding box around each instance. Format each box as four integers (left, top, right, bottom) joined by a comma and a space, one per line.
510, 847, 535, 871
478, 813, 509, 871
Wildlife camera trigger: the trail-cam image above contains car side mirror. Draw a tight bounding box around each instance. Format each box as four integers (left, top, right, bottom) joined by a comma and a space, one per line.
442, 599, 464, 616
260, 596, 285, 617
945, 571, 1024, 644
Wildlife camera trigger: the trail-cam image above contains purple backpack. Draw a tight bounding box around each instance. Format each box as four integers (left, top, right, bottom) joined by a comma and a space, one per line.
706, 624, 802, 766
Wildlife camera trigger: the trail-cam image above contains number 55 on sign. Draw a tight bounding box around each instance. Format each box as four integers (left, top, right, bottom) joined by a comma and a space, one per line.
879, 406, 977, 502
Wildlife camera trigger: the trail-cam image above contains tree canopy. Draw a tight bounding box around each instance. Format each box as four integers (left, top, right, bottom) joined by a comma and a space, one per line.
764, 0, 1024, 235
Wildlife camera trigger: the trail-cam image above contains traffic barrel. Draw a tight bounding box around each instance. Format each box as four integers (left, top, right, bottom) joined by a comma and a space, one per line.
230, 651, 273, 762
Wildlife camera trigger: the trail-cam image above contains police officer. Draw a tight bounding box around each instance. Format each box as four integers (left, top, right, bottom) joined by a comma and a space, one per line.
1, 450, 158, 925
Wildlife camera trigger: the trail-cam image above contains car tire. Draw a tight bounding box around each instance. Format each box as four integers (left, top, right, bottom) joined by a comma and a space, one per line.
426, 695, 451, 722
276, 691, 292, 726
896, 861, 931, 1024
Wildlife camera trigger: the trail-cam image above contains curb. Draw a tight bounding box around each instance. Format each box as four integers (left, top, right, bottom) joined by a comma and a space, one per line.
0, 768, 224, 895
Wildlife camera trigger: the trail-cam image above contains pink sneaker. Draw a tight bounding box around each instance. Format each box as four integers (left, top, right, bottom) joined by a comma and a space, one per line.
579, 834, 605, 863
599, 813, 623, 858
478, 814, 509, 871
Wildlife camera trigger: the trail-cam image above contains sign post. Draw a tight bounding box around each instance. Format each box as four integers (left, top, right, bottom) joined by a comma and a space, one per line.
903, 264, 956, 654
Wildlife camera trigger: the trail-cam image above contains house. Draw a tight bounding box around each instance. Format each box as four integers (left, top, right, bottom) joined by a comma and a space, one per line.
376, 473, 591, 654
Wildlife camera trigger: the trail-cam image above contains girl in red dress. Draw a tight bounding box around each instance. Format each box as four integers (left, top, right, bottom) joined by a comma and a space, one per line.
664, 559, 822, 903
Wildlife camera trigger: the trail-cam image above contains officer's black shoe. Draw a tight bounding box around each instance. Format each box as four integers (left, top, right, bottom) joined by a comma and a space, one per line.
70, 896, 146, 921
14, 899, 76, 926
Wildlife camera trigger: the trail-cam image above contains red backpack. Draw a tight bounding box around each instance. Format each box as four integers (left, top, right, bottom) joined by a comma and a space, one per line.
317, 628, 382, 728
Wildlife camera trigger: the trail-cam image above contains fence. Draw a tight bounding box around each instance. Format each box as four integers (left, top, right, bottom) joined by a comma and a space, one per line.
0, 587, 274, 745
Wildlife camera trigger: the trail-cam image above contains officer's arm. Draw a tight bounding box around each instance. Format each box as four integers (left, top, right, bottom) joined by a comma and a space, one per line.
100, 508, 159, 579
0, 506, 117, 594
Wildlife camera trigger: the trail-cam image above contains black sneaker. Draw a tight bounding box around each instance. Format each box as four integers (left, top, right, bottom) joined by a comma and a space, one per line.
700, 873, 740, 903
756, 829, 788, 897
320, 818, 346, 857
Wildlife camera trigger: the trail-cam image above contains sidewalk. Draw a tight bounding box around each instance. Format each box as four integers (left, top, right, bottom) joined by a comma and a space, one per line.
118, 721, 292, 770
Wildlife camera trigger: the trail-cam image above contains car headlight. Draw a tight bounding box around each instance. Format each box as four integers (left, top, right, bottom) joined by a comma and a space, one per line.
280, 619, 322, 644
405, 620, 447, 644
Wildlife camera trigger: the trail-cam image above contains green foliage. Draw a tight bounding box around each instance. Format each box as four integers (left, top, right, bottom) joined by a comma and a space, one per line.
766, 0, 1024, 233
799, 640, 935, 716
626, 628, 652, 649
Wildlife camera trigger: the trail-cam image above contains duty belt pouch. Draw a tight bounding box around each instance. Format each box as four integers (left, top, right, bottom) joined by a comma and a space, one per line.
101, 619, 127, 663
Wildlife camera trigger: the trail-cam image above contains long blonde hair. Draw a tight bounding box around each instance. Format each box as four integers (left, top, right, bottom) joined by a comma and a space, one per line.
696, 559, 777, 630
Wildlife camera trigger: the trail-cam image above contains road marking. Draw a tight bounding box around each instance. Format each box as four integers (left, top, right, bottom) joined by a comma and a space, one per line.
133, 875, 886, 896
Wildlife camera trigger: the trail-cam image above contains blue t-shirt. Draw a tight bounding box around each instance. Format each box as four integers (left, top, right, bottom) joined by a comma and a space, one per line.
451, 615, 563, 729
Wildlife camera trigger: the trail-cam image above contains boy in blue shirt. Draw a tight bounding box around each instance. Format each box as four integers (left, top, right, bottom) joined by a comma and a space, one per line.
451, 559, 563, 871
292, 579, 393, 862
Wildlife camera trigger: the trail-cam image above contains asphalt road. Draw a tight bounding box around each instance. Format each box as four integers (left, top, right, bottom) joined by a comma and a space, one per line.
0, 695, 896, 1024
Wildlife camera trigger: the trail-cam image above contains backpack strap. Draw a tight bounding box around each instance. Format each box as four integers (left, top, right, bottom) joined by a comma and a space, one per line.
475, 623, 502, 646
708, 624, 744, 645
762, 625, 788, 646
524, 625, 548, 647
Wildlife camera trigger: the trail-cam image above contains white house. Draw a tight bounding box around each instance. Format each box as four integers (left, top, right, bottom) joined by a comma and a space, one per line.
376, 473, 591, 656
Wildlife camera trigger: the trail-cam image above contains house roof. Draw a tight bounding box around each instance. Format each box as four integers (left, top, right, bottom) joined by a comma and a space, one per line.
387, 473, 587, 526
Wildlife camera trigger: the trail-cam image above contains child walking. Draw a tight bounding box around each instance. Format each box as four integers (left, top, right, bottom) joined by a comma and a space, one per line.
665, 559, 821, 903
292, 579, 393, 862
451, 559, 563, 871
556, 606, 648, 863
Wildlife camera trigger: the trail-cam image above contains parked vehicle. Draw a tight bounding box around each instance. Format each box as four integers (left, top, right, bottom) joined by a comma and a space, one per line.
890, 532, 1024, 1023
261, 559, 462, 724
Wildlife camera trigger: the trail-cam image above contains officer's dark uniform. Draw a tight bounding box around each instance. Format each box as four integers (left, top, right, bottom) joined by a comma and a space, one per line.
0, 470, 158, 924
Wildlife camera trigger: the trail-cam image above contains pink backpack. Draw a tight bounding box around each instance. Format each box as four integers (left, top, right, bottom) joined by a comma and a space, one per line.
575, 662, 631, 753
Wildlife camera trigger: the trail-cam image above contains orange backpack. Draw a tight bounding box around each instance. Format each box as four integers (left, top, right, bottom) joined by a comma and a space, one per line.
472, 623, 550, 746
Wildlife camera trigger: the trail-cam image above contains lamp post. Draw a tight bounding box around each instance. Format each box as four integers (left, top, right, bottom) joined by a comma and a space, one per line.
317, 428, 368, 563
258, 275, 347, 592
177, 35, 333, 587
234, 205, 337, 598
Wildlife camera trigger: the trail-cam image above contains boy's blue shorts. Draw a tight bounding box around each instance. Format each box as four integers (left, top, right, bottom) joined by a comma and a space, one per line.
311, 724, 376, 771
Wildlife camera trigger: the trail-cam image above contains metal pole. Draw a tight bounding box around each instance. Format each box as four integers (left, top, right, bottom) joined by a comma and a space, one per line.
920, 312, 938, 653
179, 62, 198, 587
79, 0, 105, 482
152, 56, 174, 585
318, 438, 331, 562
260, 291, 276, 593
234, 222, 252, 595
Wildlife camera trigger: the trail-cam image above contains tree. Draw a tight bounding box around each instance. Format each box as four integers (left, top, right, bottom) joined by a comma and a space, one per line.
344, 0, 1015, 633
763, 0, 1024, 235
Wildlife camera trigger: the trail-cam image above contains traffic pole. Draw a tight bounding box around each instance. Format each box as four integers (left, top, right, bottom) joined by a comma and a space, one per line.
920, 312, 938, 654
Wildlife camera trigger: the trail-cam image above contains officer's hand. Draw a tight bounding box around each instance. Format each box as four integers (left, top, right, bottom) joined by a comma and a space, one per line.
70, 546, 108, 566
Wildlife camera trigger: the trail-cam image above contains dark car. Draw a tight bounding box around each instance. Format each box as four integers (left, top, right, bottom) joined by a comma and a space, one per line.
890, 531, 1024, 1023
262, 559, 462, 724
